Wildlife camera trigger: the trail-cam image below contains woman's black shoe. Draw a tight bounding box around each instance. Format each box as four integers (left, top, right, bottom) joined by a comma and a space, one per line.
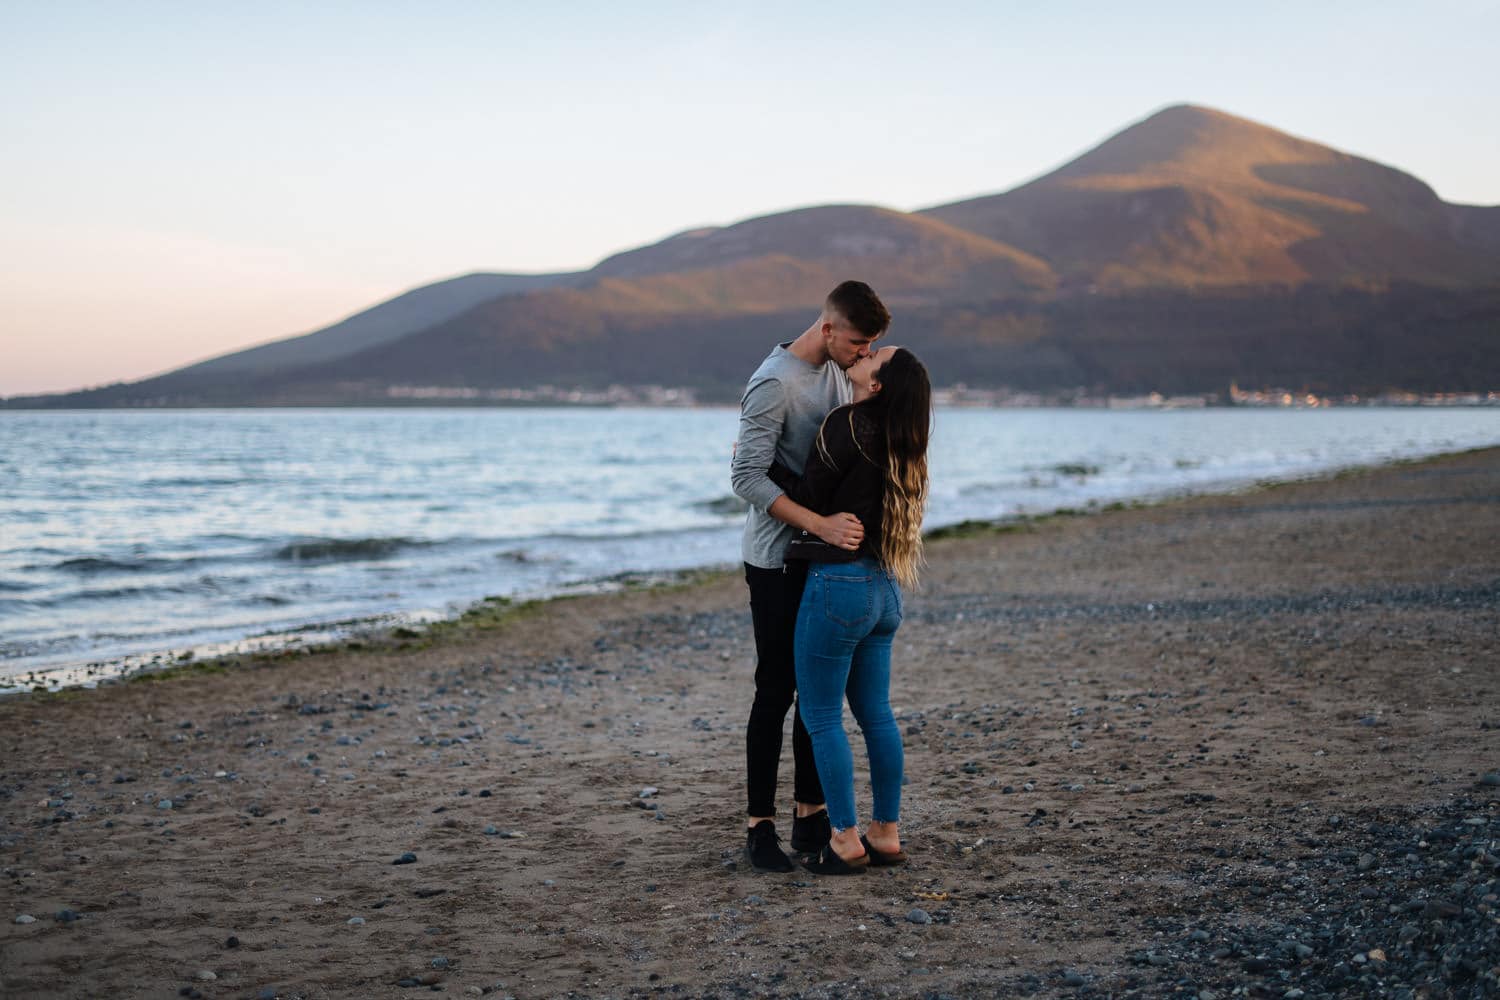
860, 834, 908, 866
744, 820, 795, 873
791, 809, 831, 854
802, 843, 869, 876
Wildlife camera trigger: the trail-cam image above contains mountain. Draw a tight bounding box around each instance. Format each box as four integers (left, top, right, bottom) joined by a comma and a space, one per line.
924, 104, 1500, 290
176, 271, 579, 377
7, 104, 1497, 407
587, 204, 1056, 303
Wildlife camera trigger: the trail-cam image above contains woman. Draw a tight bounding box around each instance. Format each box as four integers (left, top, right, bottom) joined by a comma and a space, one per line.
769, 345, 931, 874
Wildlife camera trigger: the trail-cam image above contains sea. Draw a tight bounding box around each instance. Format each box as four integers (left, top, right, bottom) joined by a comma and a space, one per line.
3, 406, 1498, 691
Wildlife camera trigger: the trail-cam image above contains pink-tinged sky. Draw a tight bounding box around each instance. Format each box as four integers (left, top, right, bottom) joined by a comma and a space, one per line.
3, 1, 1498, 396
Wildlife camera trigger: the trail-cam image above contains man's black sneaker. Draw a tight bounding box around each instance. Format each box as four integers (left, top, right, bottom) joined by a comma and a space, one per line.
791, 809, 831, 854
744, 820, 795, 873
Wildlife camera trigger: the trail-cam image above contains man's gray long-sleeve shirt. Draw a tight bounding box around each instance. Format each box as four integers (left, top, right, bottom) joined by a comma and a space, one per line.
730, 343, 851, 569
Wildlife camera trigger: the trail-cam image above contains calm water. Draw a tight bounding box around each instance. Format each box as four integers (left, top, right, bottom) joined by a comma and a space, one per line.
2, 406, 1498, 687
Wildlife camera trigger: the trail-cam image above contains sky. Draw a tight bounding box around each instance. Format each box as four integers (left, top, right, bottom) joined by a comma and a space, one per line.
3, 1, 1498, 396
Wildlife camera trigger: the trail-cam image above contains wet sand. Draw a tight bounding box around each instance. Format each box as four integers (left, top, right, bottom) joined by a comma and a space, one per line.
2, 448, 1497, 999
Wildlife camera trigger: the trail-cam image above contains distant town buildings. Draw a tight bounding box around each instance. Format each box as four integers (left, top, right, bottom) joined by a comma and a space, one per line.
930, 383, 1500, 409
385, 384, 698, 406
1226, 383, 1500, 409
382, 382, 1499, 409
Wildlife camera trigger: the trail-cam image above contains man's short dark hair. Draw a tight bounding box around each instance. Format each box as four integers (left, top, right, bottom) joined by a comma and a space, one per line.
825, 280, 891, 338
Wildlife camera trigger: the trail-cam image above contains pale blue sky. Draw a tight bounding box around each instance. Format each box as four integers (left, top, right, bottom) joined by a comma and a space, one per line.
3, 1, 1497, 394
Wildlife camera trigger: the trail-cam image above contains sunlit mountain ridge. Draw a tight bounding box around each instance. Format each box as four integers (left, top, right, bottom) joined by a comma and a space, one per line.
9, 104, 1497, 406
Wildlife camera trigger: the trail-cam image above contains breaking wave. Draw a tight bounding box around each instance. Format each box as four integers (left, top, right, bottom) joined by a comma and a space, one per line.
273, 537, 432, 563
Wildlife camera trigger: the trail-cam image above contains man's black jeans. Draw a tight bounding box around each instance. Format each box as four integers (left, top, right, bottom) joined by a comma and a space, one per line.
744, 561, 824, 816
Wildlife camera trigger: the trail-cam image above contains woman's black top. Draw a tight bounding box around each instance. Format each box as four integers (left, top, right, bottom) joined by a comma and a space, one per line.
769, 403, 886, 564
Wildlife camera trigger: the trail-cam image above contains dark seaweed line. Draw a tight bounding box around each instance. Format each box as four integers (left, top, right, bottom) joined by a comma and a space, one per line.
912, 579, 1500, 626
1180, 494, 1500, 519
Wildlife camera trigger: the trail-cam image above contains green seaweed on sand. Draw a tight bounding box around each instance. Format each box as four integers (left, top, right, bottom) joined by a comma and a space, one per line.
925, 507, 1100, 542
127, 659, 230, 684
924, 518, 1032, 541
22, 684, 92, 702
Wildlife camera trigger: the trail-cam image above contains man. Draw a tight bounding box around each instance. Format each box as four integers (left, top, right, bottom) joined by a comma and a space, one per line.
729, 279, 892, 873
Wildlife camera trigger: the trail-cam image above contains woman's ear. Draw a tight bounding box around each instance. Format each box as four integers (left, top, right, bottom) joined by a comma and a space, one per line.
868, 377, 882, 395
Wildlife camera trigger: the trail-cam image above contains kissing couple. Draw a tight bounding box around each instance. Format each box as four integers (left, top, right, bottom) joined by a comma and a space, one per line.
729, 280, 931, 875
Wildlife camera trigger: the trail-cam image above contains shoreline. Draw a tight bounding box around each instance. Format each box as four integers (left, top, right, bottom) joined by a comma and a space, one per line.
6, 444, 1497, 698
0, 567, 729, 697
0, 445, 1496, 997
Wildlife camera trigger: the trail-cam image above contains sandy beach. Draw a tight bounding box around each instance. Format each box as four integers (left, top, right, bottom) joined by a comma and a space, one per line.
2, 448, 1497, 999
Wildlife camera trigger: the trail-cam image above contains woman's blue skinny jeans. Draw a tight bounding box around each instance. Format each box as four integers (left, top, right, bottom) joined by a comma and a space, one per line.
793, 557, 905, 832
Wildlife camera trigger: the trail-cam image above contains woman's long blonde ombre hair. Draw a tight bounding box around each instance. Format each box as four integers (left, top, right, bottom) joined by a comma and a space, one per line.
870, 349, 932, 588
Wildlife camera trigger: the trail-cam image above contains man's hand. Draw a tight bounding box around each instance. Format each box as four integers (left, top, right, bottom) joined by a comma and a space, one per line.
814, 512, 864, 550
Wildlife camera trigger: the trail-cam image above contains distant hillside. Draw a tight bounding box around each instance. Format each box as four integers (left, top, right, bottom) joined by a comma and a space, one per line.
923, 104, 1500, 290
588, 204, 1056, 302
7, 103, 1497, 408
26, 283, 1494, 407
889, 283, 1500, 395
151, 271, 578, 378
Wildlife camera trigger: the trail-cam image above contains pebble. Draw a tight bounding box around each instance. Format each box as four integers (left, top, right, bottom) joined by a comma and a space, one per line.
1062, 971, 1087, 986
393, 852, 418, 865
1423, 898, 1461, 918
906, 907, 932, 925
15, 914, 36, 924
347, 916, 366, 926
639, 786, 659, 798
55, 909, 81, 923
431, 956, 450, 969
157, 799, 174, 810
1479, 773, 1499, 787
195, 969, 217, 982
258, 990, 276, 1000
